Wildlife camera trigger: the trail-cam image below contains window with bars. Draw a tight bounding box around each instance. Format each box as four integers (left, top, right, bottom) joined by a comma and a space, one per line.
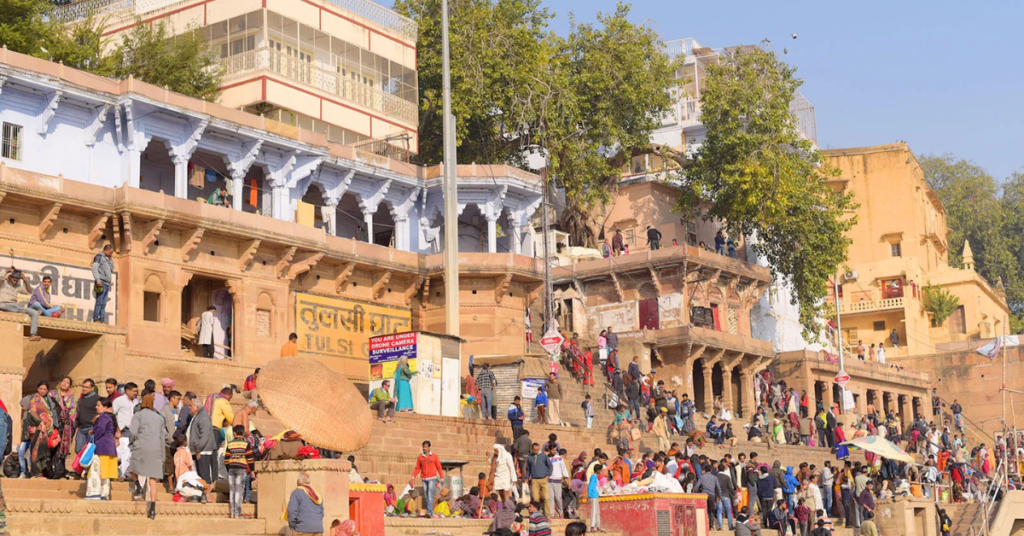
1, 122, 21, 160
891, 242, 902, 257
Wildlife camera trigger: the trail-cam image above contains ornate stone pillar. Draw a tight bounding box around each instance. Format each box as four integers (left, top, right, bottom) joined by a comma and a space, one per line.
486, 214, 498, 253
362, 210, 374, 243
740, 371, 754, 418
722, 365, 735, 414
172, 154, 189, 199
702, 360, 715, 414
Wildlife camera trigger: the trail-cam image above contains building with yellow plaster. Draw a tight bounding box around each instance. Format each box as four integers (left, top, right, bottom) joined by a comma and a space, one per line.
823, 143, 1010, 357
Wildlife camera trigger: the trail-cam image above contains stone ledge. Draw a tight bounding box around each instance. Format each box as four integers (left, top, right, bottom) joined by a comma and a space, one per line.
0, 312, 126, 336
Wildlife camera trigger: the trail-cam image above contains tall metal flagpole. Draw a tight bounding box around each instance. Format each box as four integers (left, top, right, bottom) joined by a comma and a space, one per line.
441, 0, 460, 337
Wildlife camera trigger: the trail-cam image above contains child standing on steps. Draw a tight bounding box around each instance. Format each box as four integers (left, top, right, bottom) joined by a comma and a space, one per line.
588, 464, 605, 533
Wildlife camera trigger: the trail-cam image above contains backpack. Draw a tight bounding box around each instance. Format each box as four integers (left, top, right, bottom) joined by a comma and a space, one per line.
2, 453, 19, 478
44, 453, 66, 480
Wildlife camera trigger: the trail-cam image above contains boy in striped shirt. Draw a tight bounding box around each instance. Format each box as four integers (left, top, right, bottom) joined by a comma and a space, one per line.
528, 500, 552, 536
225, 425, 254, 518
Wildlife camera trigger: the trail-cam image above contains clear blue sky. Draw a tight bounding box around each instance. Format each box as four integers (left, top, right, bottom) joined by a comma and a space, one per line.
394, 0, 1024, 181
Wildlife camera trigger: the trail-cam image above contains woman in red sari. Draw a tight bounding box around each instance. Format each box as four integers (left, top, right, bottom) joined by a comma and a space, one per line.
583, 350, 593, 386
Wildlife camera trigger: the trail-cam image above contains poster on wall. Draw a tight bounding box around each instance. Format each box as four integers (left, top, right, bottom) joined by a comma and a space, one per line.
521, 378, 546, 399
296, 292, 412, 377
842, 389, 855, 411
10, 257, 117, 324
368, 331, 418, 395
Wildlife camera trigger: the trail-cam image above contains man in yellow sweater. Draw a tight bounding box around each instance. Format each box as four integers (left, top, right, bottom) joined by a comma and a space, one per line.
211, 387, 235, 445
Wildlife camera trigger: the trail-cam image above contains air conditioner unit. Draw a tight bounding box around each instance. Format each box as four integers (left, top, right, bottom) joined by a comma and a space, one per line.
845, 270, 859, 281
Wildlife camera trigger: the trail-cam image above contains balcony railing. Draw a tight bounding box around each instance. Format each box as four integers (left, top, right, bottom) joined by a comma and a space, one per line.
666, 93, 816, 142
50, 0, 417, 41
836, 297, 905, 315
352, 134, 412, 163
220, 48, 418, 125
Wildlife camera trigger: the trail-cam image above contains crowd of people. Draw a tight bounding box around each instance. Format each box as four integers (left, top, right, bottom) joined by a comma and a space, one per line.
0, 357, 363, 535
0, 375, 263, 518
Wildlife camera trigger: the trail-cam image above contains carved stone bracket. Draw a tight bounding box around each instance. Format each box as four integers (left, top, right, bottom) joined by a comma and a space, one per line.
494, 273, 513, 304
88, 213, 110, 250
287, 252, 324, 281
239, 239, 261, 271
702, 348, 726, 372
334, 262, 356, 294
111, 213, 122, 253
275, 246, 297, 278
526, 281, 543, 305
140, 219, 164, 253
38, 203, 62, 241
119, 212, 133, 252
404, 276, 426, 307
649, 267, 663, 298
724, 351, 745, 372
371, 270, 393, 300
181, 227, 205, 261
422, 277, 432, 302
609, 273, 625, 302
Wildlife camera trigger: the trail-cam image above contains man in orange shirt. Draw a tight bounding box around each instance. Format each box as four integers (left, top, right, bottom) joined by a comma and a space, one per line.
410, 440, 444, 512
281, 332, 299, 357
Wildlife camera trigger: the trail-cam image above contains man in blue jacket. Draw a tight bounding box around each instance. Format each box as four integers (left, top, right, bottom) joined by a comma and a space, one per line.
509, 396, 525, 440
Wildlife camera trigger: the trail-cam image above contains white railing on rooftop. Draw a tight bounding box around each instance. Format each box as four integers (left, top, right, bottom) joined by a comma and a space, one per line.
790, 90, 817, 143
220, 47, 418, 125
50, 0, 417, 41
664, 37, 699, 58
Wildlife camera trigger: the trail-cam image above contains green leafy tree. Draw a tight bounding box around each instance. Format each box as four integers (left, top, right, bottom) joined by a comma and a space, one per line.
98, 22, 223, 101
922, 282, 960, 327
0, 4, 221, 102
394, 0, 678, 246
920, 155, 1023, 331
669, 47, 856, 338
999, 168, 1024, 332
0, 0, 51, 57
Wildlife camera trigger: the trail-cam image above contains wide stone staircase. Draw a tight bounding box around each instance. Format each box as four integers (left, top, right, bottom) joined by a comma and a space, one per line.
3, 478, 262, 536
240, 383, 860, 494
386, 517, 621, 536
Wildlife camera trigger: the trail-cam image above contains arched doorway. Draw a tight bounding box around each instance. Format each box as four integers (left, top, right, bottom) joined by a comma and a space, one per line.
814, 381, 826, 413
692, 359, 706, 413
638, 283, 659, 330
299, 181, 327, 230
711, 362, 725, 408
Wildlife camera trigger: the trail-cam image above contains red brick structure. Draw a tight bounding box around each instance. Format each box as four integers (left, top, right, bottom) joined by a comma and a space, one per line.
581, 493, 710, 536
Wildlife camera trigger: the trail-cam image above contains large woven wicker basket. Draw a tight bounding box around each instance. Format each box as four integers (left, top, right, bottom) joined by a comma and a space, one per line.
258, 356, 373, 452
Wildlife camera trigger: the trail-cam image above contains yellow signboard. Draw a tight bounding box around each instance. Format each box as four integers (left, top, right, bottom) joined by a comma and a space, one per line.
295, 293, 413, 363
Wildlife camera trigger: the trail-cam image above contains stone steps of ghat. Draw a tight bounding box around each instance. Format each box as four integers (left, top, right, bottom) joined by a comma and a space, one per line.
244, 408, 859, 486
385, 516, 622, 536
5, 496, 264, 536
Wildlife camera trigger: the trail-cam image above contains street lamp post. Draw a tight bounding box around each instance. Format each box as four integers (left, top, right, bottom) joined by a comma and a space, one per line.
441, 0, 459, 336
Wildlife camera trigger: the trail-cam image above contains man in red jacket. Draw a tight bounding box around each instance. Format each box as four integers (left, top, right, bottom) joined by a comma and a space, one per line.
409, 440, 444, 514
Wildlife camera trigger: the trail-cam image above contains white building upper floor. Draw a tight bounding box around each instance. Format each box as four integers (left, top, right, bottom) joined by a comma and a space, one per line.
0, 49, 541, 256
50, 0, 420, 152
